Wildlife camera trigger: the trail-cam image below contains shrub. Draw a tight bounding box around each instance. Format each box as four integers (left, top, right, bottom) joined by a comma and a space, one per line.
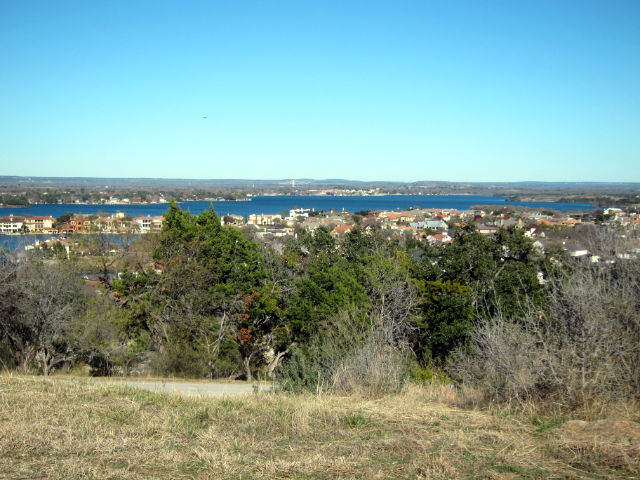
329, 330, 412, 395
449, 260, 640, 410
277, 310, 412, 395
409, 365, 451, 385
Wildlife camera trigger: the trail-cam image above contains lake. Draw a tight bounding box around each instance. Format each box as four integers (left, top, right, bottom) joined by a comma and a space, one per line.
0, 194, 593, 219
1, 195, 593, 252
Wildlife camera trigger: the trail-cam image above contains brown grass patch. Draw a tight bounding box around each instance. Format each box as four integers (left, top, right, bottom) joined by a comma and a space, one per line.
0, 374, 638, 479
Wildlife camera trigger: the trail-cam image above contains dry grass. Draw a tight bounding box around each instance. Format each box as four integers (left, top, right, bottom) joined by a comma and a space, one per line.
1, 375, 638, 479
50, 371, 261, 385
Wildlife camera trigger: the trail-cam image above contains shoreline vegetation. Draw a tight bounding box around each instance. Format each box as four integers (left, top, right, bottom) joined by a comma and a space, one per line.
1, 177, 639, 211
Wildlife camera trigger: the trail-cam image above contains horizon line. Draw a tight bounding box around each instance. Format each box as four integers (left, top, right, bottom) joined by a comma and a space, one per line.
2, 175, 640, 186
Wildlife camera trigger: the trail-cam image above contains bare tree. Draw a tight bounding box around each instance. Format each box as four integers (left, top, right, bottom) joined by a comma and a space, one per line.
0, 261, 85, 375
363, 254, 419, 347
0, 256, 29, 369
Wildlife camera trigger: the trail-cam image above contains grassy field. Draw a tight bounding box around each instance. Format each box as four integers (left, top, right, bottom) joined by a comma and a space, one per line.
1, 375, 639, 479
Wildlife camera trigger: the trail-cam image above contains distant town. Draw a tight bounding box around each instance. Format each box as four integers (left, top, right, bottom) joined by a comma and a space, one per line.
2, 176, 640, 265
2, 203, 638, 266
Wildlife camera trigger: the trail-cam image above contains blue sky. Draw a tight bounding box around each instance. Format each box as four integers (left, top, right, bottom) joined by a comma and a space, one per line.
1, 1, 639, 182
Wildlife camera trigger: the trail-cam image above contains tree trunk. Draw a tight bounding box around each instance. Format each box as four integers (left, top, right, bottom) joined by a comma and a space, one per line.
267, 343, 297, 377
243, 355, 252, 382
41, 348, 50, 377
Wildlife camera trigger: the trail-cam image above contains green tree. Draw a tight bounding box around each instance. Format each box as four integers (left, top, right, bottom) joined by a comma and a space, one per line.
285, 252, 369, 345
229, 287, 282, 380
143, 201, 268, 378
54, 212, 74, 229
413, 280, 474, 363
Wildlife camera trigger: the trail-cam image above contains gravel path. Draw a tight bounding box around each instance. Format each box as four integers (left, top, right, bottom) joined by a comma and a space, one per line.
92, 379, 272, 397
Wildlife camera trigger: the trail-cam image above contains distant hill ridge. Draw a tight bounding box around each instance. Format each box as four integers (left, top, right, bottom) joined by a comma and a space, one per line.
1, 176, 639, 190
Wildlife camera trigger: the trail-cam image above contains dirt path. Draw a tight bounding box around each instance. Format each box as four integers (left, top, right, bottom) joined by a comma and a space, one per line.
87, 379, 272, 397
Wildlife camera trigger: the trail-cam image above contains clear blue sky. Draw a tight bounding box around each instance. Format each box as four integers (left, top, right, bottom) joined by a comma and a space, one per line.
1, 0, 639, 182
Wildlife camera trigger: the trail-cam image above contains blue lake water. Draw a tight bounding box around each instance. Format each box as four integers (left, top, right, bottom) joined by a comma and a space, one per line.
0, 234, 54, 253
0, 194, 592, 219
0, 233, 137, 253
1, 195, 593, 252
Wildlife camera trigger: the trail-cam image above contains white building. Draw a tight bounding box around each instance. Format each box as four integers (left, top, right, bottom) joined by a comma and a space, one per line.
0, 215, 23, 233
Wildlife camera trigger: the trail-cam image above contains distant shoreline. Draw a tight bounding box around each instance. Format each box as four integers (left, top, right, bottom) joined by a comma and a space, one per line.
0, 195, 597, 221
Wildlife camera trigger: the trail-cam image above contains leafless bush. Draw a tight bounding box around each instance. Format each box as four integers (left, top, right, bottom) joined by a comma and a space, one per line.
449, 317, 542, 406
279, 301, 414, 395
330, 328, 413, 395
582, 224, 640, 259
450, 259, 640, 409
328, 261, 417, 395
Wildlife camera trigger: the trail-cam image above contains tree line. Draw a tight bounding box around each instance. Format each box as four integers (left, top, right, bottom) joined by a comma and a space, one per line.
1, 201, 638, 408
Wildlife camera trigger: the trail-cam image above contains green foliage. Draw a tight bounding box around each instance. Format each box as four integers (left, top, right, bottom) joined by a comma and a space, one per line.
342, 226, 379, 264
55, 212, 74, 228
276, 346, 327, 393
0, 194, 29, 206
414, 279, 474, 363
408, 225, 550, 364
343, 411, 370, 428
135, 201, 268, 378
298, 226, 337, 257
75, 297, 150, 376
409, 365, 451, 384
530, 415, 567, 433
415, 225, 547, 316
285, 253, 369, 344
0, 337, 13, 370
156, 201, 266, 300
2, 197, 606, 396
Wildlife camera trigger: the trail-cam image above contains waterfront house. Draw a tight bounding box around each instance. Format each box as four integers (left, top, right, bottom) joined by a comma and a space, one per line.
424, 233, 453, 245
59, 223, 75, 235
221, 214, 244, 226
0, 215, 23, 233
477, 225, 499, 236
23, 215, 55, 233
70, 215, 92, 232
409, 220, 448, 230
134, 215, 164, 233
247, 214, 282, 226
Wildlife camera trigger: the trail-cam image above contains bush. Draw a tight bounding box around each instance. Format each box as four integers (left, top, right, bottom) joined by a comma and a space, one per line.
409, 365, 451, 385
0, 337, 14, 371
152, 341, 210, 378
276, 346, 327, 393
449, 260, 640, 410
277, 311, 412, 395
329, 330, 412, 395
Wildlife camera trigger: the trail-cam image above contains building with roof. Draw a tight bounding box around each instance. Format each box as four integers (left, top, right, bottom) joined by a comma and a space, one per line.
0, 215, 24, 233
